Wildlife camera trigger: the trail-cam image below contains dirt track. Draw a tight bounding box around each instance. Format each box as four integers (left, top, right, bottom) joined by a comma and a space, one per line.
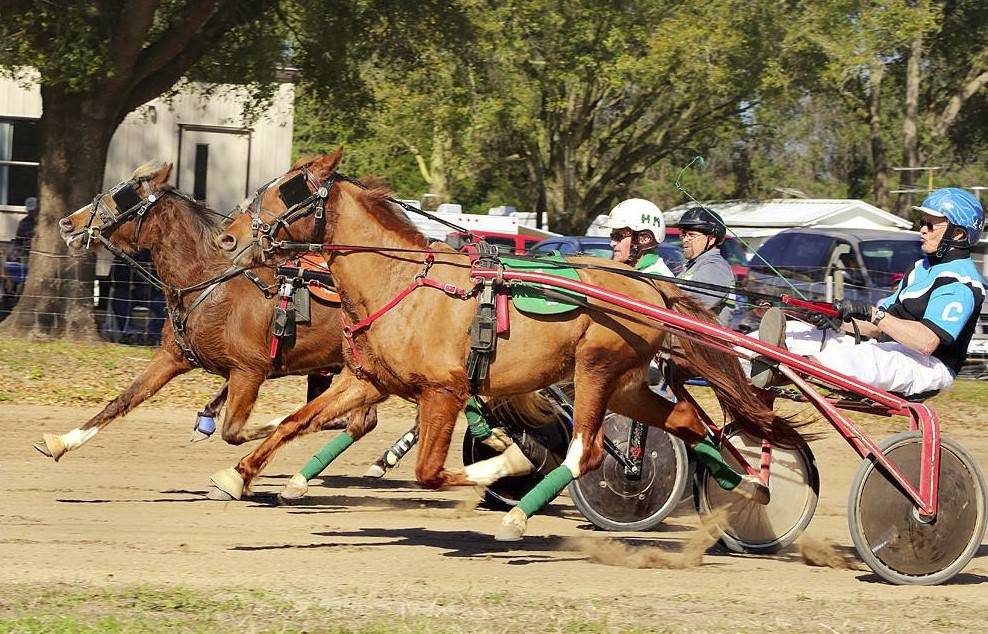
2, 402, 987, 632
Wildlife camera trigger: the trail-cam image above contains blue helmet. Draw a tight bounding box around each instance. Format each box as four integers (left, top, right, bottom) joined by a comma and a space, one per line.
913, 187, 985, 252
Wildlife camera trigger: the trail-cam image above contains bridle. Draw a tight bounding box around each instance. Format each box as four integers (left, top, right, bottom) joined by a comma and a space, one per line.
246, 167, 338, 258
83, 178, 168, 247
77, 178, 274, 368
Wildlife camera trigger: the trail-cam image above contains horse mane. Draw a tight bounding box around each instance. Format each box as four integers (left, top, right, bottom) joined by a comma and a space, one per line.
355, 186, 429, 248
159, 186, 227, 242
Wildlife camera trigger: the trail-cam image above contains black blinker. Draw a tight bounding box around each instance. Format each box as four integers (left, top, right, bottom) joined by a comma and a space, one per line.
112, 184, 143, 212
279, 173, 312, 208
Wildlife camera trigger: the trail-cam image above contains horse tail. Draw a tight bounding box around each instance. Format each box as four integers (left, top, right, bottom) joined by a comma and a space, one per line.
485, 391, 561, 428
656, 282, 804, 448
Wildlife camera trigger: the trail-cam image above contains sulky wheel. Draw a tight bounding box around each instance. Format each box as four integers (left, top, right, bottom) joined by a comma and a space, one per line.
461, 390, 572, 511
847, 431, 988, 585
568, 413, 689, 532
694, 424, 819, 554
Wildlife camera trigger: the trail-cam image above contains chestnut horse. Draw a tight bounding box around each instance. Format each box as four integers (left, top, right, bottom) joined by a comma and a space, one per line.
211, 150, 799, 540
47, 162, 377, 468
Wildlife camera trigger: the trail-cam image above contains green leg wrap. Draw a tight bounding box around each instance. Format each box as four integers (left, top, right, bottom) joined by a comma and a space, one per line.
691, 435, 742, 490
517, 464, 575, 517
464, 397, 492, 441
299, 432, 355, 480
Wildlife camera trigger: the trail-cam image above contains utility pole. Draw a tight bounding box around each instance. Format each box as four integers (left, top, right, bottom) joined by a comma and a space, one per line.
891, 166, 942, 215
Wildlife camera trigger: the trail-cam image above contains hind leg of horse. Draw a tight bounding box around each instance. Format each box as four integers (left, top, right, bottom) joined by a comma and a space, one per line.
609, 377, 769, 503
412, 390, 468, 489
607, 375, 706, 445
34, 346, 192, 461
217, 371, 267, 445
209, 370, 385, 499
365, 415, 419, 478
279, 405, 380, 502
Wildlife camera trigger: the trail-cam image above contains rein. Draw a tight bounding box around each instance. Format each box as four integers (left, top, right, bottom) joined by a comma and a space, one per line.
81, 184, 276, 368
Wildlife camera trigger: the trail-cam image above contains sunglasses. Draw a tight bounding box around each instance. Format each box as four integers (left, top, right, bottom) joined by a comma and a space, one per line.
610, 229, 634, 241
917, 219, 944, 232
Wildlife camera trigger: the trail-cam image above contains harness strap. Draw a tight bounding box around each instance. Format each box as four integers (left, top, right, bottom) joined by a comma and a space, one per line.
341, 274, 476, 377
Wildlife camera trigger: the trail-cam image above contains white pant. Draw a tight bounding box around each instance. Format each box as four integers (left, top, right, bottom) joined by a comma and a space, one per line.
750, 321, 954, 396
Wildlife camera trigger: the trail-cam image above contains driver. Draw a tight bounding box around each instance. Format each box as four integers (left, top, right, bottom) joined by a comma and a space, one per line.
607, 198, 674, 276
677, 206, 735, 326
753, 187, 985, 396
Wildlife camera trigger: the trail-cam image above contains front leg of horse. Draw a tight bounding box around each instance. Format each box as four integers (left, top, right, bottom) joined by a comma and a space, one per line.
412, 390, 468, 489
207, 371, 385, 500
190, 382, 229, 442
34, 347, 191, 461
278, 405, 380, 503
495, 363, 614, 541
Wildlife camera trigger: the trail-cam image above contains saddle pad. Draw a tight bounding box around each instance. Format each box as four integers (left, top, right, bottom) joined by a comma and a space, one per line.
500, 255, 584, 315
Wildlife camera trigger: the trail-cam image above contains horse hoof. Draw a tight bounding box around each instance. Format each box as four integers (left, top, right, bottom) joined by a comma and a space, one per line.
277, 474, 309, 504
494, 507, 528, 542
363, 463, 386, 479
206, 486, 236, 501
734, 475, 771, 506
208, 467, 244, 500
481, 427, 513, 453
190, 428, 212, 443
33, 434, 66, 462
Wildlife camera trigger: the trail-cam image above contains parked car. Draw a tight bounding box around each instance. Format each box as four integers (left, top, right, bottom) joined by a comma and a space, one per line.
529, 235, 687, 275
734, 227, 924, 332
446, 230, 544, 255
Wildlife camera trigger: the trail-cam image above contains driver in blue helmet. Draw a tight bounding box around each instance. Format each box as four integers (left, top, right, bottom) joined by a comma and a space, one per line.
753, 188, 986, 396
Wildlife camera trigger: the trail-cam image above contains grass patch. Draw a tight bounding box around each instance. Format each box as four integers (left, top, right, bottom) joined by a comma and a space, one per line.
0, 585, 447, 634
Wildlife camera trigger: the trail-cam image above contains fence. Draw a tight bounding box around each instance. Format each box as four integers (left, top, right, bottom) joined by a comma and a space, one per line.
1, 247, 165, 346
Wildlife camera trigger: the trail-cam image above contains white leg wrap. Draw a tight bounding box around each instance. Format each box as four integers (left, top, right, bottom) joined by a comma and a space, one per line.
464, 444, 534, 486
562, 434, 585, 478
62, 427, 99, 452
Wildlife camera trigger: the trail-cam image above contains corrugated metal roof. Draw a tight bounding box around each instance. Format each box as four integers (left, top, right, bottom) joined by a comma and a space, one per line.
665, 199, 913, 230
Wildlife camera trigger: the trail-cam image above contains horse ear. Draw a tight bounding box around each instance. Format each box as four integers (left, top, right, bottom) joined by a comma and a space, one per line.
152, 163, 173, 188
311, 146, 344, 177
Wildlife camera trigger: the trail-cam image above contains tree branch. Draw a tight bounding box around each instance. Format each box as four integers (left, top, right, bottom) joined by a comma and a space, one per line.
105, 0, 162, 85
932, 68, 988, 138
120, 1, 275, 116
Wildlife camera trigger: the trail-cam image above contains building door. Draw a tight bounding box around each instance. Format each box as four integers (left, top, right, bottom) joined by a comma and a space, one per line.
176, 125, 250, 215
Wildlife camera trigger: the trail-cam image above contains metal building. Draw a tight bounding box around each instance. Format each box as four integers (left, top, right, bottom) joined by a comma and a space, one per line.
0, 76, 295, 248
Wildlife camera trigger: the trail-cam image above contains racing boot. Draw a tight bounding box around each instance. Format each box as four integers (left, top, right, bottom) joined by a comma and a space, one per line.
750, 307, 792, 390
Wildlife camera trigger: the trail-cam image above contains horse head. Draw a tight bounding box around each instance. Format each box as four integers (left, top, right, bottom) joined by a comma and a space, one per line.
219, 148, 344, 265
59, 161, 173, 253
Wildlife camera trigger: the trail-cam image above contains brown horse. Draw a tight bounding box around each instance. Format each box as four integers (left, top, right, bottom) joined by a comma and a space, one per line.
47, 162, 378, 469
211, 149, 799, 539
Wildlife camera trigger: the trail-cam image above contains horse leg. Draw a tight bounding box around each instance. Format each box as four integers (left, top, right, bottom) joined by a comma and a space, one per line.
495, 357, 618, 541
411, 390, 468, 489
191, 382, 229, 442
365, 411, 420, 478
34, 347, 192, 461
608, 376, 769, 504
278, 405, 380, 502
215, 370, 267, 445
208, 370, 385, 500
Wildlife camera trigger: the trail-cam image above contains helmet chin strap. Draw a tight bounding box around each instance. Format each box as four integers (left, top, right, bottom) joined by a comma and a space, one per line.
935, 223, 968, 258
624, 242, 641, 266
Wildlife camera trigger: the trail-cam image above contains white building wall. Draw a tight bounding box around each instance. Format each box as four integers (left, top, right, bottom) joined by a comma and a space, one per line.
0, 76, 42, 117
1, 77, 294, 233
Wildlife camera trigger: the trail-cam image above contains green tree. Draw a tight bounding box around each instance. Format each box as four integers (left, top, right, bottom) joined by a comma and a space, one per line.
0, 1, 282, 339
0, 0, 468, 339
466, 0, 799, 234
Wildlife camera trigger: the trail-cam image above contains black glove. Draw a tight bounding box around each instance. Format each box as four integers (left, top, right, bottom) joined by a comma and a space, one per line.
833, 299, 872, 323
808, 312, 842, 332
